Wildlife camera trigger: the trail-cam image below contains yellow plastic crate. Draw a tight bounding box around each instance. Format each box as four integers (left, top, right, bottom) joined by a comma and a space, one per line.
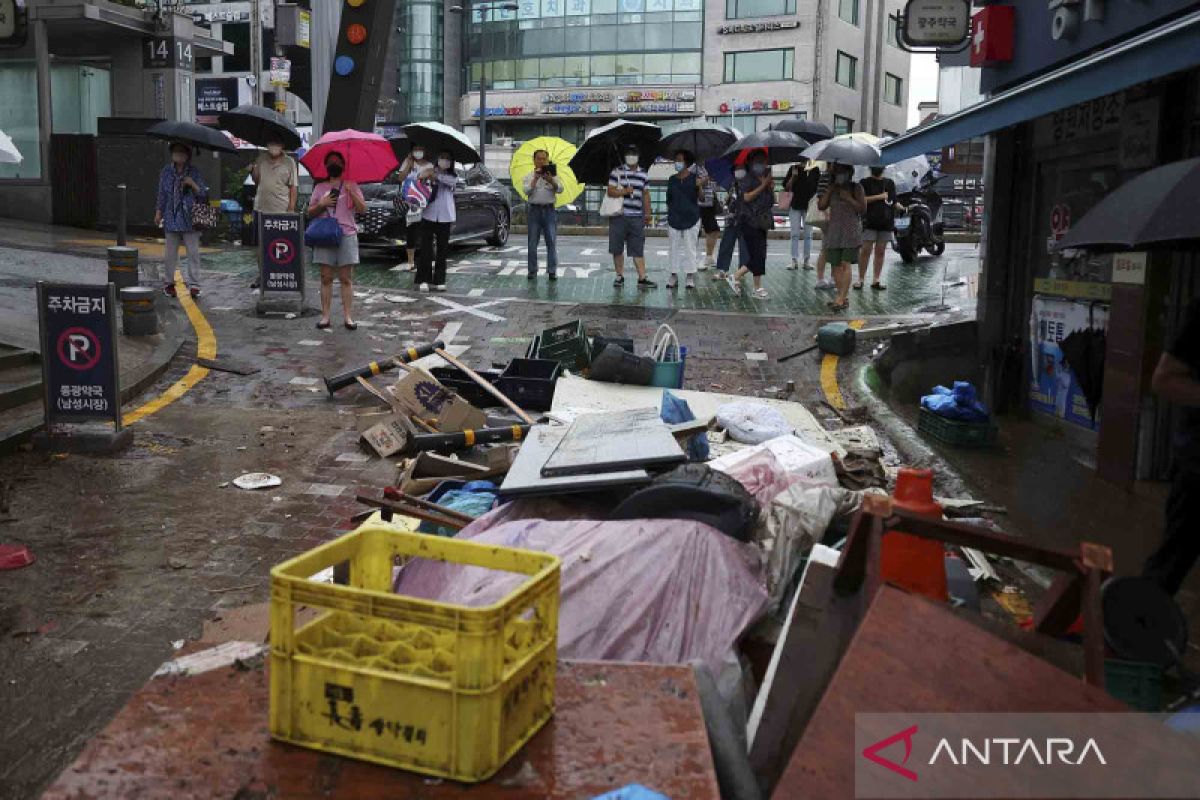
269, 520, 561, 782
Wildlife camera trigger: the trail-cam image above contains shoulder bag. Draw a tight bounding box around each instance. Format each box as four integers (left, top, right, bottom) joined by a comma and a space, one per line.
304, 189, 344, 248
599, 169, 625, 218
190, 201, 219, 231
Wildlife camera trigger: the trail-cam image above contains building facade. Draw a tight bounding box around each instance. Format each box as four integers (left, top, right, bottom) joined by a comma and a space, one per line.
387, 0, 910, 147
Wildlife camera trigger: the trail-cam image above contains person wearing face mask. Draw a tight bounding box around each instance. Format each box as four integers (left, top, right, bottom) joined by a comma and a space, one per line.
724, 152, 775, 299
783, 158, 820, 270
606, 144, 656, 289
665, 149, 705, 290
416, 150, 458, 292
523, 148, 564, 281
817, 163, 867, 312
251, 136, 298, 215
714, 166, 750, 278
307, 151, 367, 329
396, 144, 432, 272
154, 142, 209, 298
856, 164, 900, 291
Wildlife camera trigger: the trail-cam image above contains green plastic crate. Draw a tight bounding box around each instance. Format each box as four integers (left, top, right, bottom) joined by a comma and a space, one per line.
917, 408, 998, 448
1104, 659, 1163, 712
536, 321, 591, 372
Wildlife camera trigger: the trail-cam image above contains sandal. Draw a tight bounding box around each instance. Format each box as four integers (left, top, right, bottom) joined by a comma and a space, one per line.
852, 282, 864, 290
871, 282, 887, 290
316, 320, 331, 329
344, 321, 358, 331
613, 274, 625, 287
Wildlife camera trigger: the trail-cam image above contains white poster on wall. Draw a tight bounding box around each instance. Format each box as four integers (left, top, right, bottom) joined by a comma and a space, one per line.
1029, 296, 1109, 431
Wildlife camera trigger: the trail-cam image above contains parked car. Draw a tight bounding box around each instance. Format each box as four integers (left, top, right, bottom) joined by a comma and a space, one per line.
354, 163, 513, 251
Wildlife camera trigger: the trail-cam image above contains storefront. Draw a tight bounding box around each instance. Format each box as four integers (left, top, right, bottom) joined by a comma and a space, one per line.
881, 3, 1200, 485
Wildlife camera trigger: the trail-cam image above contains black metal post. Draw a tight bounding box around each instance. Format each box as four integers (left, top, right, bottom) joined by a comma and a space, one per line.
116, 184, 127, 247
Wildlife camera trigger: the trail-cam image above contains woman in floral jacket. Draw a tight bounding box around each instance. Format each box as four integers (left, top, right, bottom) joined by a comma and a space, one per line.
154, 142, 209, 298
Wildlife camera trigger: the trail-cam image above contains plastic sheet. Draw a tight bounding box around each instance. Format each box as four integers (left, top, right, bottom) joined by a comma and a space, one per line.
921, 381, 990, 422
709, 434, 839, 506
760, 486, 862, 611
394, 518, 768, 673
715, 402, 792, 445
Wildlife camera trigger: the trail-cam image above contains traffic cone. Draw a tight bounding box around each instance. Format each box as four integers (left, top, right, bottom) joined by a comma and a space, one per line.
880, 467, 948, 601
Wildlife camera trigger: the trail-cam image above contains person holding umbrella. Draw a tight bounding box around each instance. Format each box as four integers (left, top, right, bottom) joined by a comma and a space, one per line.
784, 159, 820, 270
856, 164, 899, 290
307, 150, 366, 329
724, 151, 775, 299
523, 148, 564, 281
417, 149, 458, 292
607, 144, 656, 289
665, 149, 706, 290
154, 142, 209, 298
697, 162, 720, 269
817, 163, 866, 312
252, 134, 298, 215
397, 143, 433, 272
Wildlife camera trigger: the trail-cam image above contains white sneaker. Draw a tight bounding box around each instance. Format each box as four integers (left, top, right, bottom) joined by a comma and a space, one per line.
705, 256, 716, 268
433, 284, 447, 292
418, 283, 430, 293
788, 259, 799, 271
697, 259, 710, 271
725, 273, 742, 296
753, 287, 769, 299
815, 279, 834, 290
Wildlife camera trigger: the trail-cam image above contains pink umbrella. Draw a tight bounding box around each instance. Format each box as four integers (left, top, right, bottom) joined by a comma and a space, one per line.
299, 129, 399, 183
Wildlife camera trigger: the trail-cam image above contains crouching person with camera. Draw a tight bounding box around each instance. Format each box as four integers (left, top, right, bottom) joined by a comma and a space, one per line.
524, 148, 564, 281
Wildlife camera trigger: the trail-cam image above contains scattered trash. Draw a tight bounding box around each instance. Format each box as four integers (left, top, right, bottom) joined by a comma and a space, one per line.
168, 557, 190, 570
0, 544, 34, 570
153, 641, 264, 678
284, 313, 297, 320
172, 640, 185, 650
232, 473, 282, 490
715, 402, 791, 444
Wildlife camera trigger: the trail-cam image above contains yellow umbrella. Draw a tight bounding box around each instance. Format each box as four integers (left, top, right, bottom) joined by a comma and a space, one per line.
509, 136, 584, 208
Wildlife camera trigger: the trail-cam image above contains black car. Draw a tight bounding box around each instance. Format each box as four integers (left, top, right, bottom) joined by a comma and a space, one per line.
355, 163, 513, 250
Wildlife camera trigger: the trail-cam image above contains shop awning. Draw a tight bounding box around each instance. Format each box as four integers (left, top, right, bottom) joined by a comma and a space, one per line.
882, 9, 1200, 162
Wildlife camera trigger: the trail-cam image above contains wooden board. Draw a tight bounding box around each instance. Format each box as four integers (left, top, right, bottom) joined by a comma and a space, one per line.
771, 586, 1128, 798
500, 424, 651, 497
541, 408, 684, 477
43, 660, 720, 800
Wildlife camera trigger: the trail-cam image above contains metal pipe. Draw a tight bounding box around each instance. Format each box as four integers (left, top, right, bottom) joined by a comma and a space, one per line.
116, 184, 127, 247
323, 339, 445, 394
406, 424, 530, 455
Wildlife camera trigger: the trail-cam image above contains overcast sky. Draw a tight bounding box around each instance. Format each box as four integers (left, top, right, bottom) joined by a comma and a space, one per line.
907, 53, 940, 128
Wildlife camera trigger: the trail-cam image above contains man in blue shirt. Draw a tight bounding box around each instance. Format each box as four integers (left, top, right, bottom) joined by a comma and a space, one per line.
607, 145, 656, 289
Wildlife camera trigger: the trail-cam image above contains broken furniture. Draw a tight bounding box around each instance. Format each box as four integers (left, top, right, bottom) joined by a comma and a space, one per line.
41, 661, 720, 799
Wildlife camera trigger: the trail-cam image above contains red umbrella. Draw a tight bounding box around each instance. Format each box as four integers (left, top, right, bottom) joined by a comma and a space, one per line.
300, 129, 399, 183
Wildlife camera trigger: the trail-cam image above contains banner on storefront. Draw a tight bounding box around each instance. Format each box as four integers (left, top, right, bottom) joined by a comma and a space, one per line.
1029, 295, 1108, 430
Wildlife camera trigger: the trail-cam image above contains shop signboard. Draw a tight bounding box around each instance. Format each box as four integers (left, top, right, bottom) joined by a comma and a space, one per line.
195, 77, 240, 124
258, 213, 305, 297
1118, 98, 1160, 170
900, 0, 971, 47
37, 282, 121, 429
269, 57, 291, 87
144, 36, 194, 71
718, 20, 800, 35
472, 106, 527, 117
1029, 295, 1108, 430
981, 0, 1197, 93
719, 100, 794, 114
1111, 252, 1147, 285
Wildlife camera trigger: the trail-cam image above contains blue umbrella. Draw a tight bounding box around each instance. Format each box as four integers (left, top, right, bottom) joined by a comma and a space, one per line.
703, 156, 734, 190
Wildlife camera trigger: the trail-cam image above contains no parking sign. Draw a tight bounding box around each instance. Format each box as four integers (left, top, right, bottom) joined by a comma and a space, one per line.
258, 212, 305, 296
37, 282, 121, 428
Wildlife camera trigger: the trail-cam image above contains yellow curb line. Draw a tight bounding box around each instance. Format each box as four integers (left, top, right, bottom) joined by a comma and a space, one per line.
121, 271, 216, 426
819, 318, 865, 411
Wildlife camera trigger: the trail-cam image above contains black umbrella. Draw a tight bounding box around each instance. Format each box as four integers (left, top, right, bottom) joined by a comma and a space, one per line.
568, 119, 662, 185
769, 118, 834, 143
146, 120, 237, 154
801, 136, 881, 166
1059, 307, 1107, 422
657, 122, 739, 162
217, 105, 301, 150
1058, 157, 1200, 251
401, 121, 480, 164
719, 129, 810, 166
387, 134, 411, 163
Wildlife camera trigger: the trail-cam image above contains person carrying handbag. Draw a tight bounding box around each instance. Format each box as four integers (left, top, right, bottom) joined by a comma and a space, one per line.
154, 142, 209, 298
724, 151, 775, 299
784, 159, 820, 270
306, 151, 366, 330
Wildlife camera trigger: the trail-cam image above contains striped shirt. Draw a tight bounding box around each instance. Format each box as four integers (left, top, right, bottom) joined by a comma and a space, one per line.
608, 167, 649, 217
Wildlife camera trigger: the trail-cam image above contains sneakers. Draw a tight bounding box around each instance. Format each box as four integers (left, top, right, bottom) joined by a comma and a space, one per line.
613, 274, 625, 287
164, 283, 177, 297
704, 256, 716, 269
803, 259, 814, 270
686, 276, 696, 290
189, 286, 201, 298
527, 273, 537, 281
432, 284, 447, 292
711, 269, 726, 280
815, 279, 834, 290
637, 277, 658, 289
666, 275, 679, 290
418, 283, 430, 293
788, 259, 799, 271
548, 273, 558, 281
753, 287, 769, 299
725, 273, 742, 296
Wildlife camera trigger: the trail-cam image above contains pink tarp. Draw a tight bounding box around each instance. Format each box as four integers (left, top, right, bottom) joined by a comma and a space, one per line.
394, 516, 768, 673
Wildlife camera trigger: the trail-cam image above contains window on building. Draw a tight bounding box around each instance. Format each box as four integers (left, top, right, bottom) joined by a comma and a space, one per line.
838, 0, 859, 25
835, 51, 857, 88
0, 62, 40, 179
723, 48, 794, 83
884, 73, 903, 105
833, 115, 854, 135
887, 14, 899, 47
725, 0, 796, 20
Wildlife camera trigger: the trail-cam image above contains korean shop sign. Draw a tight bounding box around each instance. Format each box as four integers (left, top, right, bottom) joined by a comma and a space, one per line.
901, 0, 971, 47
37, 282, 121, 428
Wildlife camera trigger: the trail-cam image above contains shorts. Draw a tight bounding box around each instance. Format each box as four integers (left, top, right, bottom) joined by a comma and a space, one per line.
608, 215, 646, 258
825, 246, 858, 265
312, 233, 360, 267
862, 228, 894, 243
700, 206, 720, 234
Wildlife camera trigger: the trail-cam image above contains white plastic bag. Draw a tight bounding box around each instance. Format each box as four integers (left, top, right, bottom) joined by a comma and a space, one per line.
709, 434, 839, 504
715, 401, 792, 445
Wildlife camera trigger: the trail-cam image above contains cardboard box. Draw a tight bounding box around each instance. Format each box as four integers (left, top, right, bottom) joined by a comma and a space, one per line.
389, 368, 485, 433
361, 414, 415, 458
398, 452, 492, 496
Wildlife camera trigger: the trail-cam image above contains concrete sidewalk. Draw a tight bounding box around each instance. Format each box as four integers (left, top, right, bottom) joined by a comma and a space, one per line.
0, 217, 227, 263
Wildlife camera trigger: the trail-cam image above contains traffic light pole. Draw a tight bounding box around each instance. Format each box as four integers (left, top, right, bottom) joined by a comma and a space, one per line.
476, 2, 487, 168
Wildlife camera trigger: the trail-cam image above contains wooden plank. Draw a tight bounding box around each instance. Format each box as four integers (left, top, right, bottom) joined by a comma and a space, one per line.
772, 586, 1128, 798
1031, 572, 1084, 636
541, 408, 684, 477
500, 424, 651, 497
887, 508, 1082, 573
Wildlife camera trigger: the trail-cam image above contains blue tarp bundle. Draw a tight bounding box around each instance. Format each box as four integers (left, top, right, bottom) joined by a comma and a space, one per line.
921, 381, 990, 423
